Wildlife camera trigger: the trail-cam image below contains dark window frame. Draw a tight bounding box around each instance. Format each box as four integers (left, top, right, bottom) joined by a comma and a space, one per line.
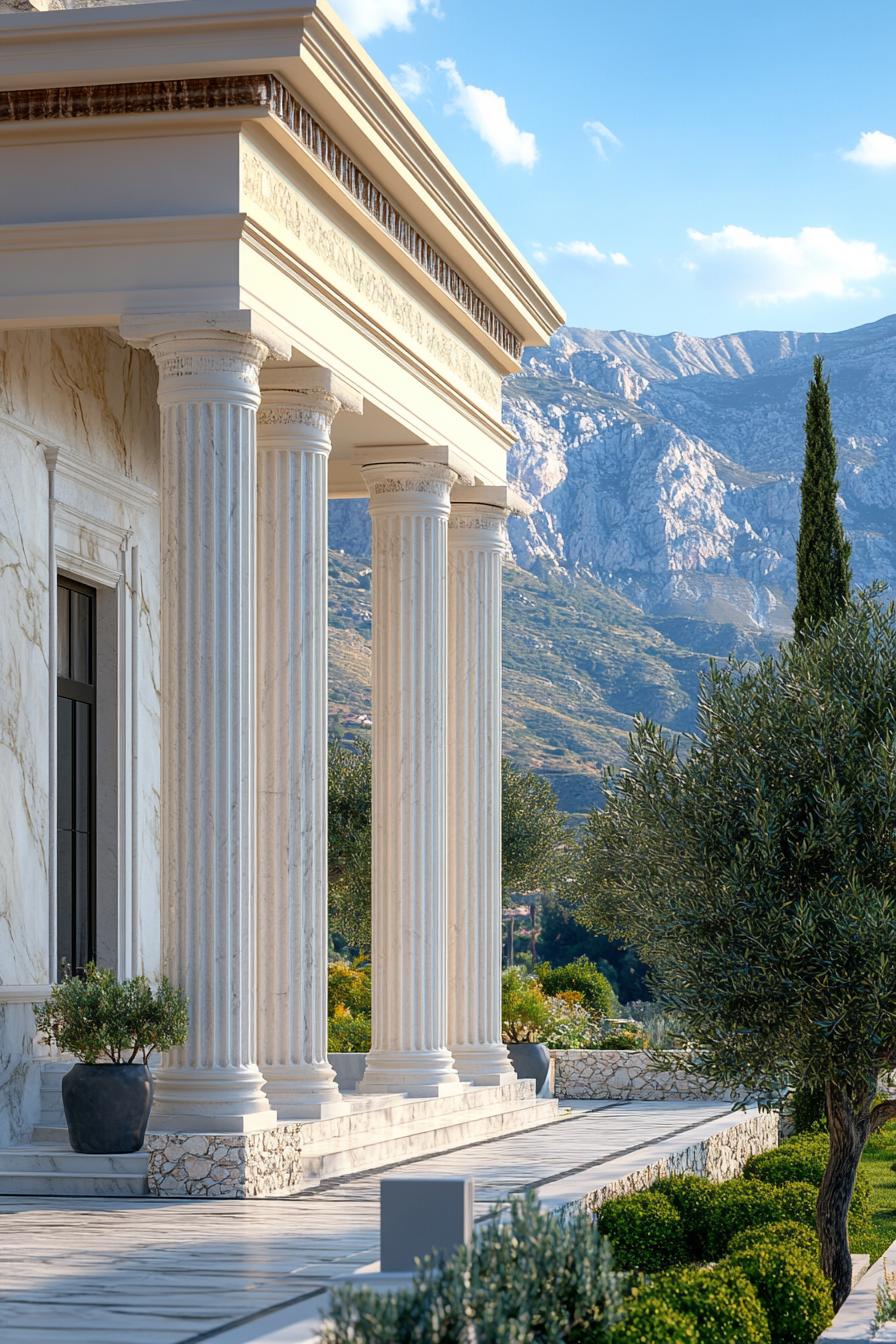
56, 574, 97, 978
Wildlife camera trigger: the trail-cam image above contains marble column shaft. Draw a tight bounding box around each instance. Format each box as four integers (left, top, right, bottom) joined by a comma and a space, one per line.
256, 376, 345, 1119
447, 503, 515, 1085
359, 462, 463, 1097
148, 328, 274, 1132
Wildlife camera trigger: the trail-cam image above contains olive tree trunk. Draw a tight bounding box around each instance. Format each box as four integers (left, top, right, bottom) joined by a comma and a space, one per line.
819, 1083, 870, 1309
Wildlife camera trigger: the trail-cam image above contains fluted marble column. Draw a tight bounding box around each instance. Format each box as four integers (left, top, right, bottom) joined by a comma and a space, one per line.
137, 322, 278, 1132
256, 370, 357, 1119
358, 462, 464, 1097
447, 502, 515, 1086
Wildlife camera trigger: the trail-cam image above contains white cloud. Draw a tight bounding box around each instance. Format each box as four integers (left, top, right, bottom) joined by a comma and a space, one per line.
391, 63, 426, 100
329, 0, 441, 40
540, 241, 630, 268
553, 240, 607, 263
686, 223, 892, 303
437, 58, 537, 168
583, 119, 622, 159
843, 130, 896, 170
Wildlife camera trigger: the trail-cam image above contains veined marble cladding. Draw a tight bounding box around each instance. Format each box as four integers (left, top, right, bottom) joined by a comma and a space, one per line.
0, 76, 523, 363
584, 1110, 780, 1213
0, 328, 161, 1143
552, 1049, 738, 1102
146, 1125, 305, 1199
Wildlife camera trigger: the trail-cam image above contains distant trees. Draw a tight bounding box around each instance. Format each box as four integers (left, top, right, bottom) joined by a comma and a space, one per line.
575, 593, 896, 1308
328, 745, 568, 954
793, 355, 852, 640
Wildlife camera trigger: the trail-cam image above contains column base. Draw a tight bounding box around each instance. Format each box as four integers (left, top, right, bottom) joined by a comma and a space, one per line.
262, 1064, 348, 1120
150, 1065, 277, 1134
450, 1043, 517, 1088
358, 1049, 465, 1098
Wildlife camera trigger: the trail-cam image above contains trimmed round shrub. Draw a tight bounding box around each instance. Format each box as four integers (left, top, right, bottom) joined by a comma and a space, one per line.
644, 1263, 771, 1344
774, 1180, 821, 1230
705, 1179, 791, 1257
651, 1174, 717, 1260
609, 1293, 700, 1344
727, 1219, 820, 1260
744, 1133, 870, 1231
536, 957, 615, 1018
725, 1243, 833, 1343
598, 1190, 688, 1271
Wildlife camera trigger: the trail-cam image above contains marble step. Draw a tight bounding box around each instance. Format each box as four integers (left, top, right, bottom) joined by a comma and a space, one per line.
0, 1145, 149, 1197
299, 1096, 561, 1187
303, 1078, 537, 1143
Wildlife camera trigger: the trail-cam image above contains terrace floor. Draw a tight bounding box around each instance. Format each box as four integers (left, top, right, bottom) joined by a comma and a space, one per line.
0, 1099, 754, 1344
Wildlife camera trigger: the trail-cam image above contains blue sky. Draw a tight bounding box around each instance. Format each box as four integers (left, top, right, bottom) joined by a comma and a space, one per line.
330, 0, 896, 339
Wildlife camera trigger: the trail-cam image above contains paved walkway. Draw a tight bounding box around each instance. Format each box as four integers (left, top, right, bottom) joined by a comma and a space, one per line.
0, 1100, 739, 1344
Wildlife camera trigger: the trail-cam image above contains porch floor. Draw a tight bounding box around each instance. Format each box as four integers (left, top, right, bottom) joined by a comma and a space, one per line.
0, 1099, 756, 1344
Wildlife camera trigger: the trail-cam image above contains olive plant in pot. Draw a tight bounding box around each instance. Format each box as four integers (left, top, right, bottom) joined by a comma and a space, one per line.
34, 964, 188, 1154
501, 967, 552, 1092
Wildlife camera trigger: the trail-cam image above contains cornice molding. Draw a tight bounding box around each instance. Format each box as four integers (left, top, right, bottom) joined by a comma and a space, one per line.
44, 444, 158, 511
0, 73, 525, 362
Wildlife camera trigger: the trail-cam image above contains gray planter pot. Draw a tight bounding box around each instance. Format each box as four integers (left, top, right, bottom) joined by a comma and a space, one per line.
62, 1063, 153, 1154
507, 1042, 551, 1094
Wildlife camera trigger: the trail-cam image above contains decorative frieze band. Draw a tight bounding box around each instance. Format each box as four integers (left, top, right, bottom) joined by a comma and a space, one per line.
1, 74, 524, 362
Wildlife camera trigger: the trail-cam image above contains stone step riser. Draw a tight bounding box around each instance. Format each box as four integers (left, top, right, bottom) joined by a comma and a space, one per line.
0, 1171, 149, 1197
300, 1100, 559, 1187
0, 1149, 147, 1174
306, 1083, 535, 1142
300, 1096, 555, 1156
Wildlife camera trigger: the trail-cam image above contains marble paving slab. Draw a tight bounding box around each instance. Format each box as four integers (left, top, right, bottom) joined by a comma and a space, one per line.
0, 1100, 741, 1343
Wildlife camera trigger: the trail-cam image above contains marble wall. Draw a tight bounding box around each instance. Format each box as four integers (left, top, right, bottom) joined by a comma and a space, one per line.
0, 327, 161, 1144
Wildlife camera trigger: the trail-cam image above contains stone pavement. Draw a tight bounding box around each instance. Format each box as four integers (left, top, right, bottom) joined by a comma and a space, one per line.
0, 1100, 758, 1344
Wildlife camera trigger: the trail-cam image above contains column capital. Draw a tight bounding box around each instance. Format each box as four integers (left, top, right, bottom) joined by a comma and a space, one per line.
120, 308, 292, 360
258, 368, 361, 443
448, 501, 509, 551
361, 460, 457, 514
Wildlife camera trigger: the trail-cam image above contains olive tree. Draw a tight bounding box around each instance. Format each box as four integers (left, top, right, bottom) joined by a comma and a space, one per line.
576, 593, 896, 1308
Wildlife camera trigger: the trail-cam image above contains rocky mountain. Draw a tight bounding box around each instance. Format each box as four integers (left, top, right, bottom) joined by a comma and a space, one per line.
329, 314, 896, 811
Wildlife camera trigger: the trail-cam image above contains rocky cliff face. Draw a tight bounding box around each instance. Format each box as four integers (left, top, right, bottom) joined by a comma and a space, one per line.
503, 315, 896, 635
328, 315, 896, 806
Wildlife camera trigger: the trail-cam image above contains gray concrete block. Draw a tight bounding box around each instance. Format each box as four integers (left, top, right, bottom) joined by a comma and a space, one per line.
380, 1175, 474, 1272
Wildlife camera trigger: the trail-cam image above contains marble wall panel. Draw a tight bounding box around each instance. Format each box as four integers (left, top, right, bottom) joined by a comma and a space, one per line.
0, 327, 161, 1142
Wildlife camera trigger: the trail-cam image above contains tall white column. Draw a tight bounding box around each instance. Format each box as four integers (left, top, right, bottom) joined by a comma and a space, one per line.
256, 370, 357, 1119
447, 502, 515, 1086
359, 462, 463, 1097
129, 319, 279, 1133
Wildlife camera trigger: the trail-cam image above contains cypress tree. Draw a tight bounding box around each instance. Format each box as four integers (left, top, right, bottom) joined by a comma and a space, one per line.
792, 354, 852, 640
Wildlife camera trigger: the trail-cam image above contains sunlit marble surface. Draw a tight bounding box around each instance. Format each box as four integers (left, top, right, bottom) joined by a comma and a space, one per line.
0, 327, 161, 1142
0, 1101, 762, 1343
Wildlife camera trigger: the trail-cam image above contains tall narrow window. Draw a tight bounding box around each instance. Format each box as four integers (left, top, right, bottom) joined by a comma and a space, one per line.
56, 576, 96, 978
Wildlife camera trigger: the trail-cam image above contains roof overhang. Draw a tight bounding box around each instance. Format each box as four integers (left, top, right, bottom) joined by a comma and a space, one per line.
0, 0, 565, 361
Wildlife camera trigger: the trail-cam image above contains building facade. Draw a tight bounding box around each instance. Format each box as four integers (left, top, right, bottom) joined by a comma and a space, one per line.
0, 0, 563, 1194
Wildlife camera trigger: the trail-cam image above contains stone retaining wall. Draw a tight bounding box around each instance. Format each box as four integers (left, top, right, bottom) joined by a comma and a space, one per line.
579, 1108, 779, 1211
552, 1049, 735, 1102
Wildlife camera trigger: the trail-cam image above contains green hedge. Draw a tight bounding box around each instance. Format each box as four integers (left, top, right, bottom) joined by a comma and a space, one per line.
650, 1175, 717, 1260
724, 1243, 833, 1344
597, 1191, 688, 1271
705, 1180, 815, 1258
609, 1293, 700, 1343
727, 1219, 820, 1260
744, 1131, 870, 1232
634, 1264, 770, 1344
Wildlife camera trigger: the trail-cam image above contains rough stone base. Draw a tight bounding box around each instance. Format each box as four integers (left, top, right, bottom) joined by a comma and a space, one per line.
580, 1109, 780, 1211
146, 1123, 305, 1198
551, 1049, 738, 1102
